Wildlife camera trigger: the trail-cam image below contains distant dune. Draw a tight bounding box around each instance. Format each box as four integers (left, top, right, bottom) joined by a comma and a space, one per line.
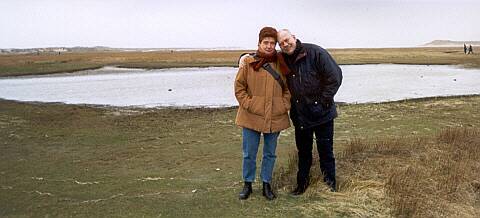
422, 40, 480, 47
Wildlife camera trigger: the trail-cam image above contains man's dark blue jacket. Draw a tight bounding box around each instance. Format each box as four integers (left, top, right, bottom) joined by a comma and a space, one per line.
283, 40, 343, 129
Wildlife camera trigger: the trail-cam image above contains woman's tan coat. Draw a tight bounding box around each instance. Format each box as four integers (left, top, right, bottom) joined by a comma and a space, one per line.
234, 54, 291, 133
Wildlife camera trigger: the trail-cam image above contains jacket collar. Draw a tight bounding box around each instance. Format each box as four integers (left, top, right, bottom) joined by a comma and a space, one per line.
284, 39, 306, 64
294, 50, 306, 63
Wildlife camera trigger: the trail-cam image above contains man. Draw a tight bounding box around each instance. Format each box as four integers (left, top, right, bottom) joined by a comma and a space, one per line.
234, 27, 291, 200
464, 43, 467, 54
468, 44, 474, 54
277, 29, 343, 195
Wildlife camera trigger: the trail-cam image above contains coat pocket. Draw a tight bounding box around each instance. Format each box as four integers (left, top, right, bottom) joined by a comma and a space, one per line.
307, 101, 329, 121
247, 96, 266, 116
272, 97, 287, 116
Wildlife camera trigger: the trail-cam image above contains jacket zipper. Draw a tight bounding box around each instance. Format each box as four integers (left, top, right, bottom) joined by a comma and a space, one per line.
299, 68, 302, 83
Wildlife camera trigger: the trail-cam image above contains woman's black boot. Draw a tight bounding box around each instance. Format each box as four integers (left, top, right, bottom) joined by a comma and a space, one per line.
262, 182, 276, 200
239, 182, 252, 200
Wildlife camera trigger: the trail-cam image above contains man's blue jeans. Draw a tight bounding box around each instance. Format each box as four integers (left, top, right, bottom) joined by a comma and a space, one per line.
242, 128, 279, 183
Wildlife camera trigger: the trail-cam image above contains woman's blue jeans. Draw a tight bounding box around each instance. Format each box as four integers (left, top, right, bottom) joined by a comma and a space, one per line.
242, 128, 279, 183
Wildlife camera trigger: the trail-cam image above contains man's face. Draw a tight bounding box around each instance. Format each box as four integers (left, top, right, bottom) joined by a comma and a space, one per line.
278, 31, 296, 55
258, 37, 276, 55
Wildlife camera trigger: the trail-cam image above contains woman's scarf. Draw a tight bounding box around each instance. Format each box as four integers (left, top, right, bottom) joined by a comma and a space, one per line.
251, 50, 291, 75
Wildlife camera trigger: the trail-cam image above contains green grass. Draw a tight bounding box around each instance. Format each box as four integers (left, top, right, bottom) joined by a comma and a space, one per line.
1, 95, 479, 217
1, 47, 479, 77
1, 47, 479, 216
0, 51, 244, 77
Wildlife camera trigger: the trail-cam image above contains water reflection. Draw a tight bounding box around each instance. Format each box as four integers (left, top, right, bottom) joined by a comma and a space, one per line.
0, 65, 479, 107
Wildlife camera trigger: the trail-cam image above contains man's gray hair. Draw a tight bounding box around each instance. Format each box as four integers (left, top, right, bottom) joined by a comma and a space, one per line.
278, 29, 292, 35
278, 29, 296, 40
278, 29, 293, 36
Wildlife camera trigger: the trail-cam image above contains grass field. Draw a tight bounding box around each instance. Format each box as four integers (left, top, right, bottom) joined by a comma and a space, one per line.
1, 95, 479, 217
0, 47, 479, 77
1, 48, 480, 217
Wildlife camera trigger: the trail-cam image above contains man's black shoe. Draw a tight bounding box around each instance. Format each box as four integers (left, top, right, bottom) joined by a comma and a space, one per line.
329, 184, 337, 192
290, 185, 307, 196
262, 182, 276, 200
239, 182, 252, 200
325, 179, 337, 192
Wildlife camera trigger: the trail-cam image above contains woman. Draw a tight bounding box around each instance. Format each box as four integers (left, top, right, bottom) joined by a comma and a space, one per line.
234, 27, 291, 200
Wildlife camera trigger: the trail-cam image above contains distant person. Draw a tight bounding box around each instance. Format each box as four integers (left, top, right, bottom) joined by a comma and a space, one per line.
277, 29, 343, 195
234, 27, 291, 200
464, 43, 467, 54
468, 44, 474, 54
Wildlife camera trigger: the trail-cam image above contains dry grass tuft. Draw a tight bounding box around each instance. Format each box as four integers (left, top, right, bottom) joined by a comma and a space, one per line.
437, 127, 480, 144
274, 127, 480, 217
273, 151, 298, 191
385, 127, 480, 217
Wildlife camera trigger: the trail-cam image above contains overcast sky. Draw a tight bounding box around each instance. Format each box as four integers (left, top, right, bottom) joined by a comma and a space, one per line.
1, 0, 479, 49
